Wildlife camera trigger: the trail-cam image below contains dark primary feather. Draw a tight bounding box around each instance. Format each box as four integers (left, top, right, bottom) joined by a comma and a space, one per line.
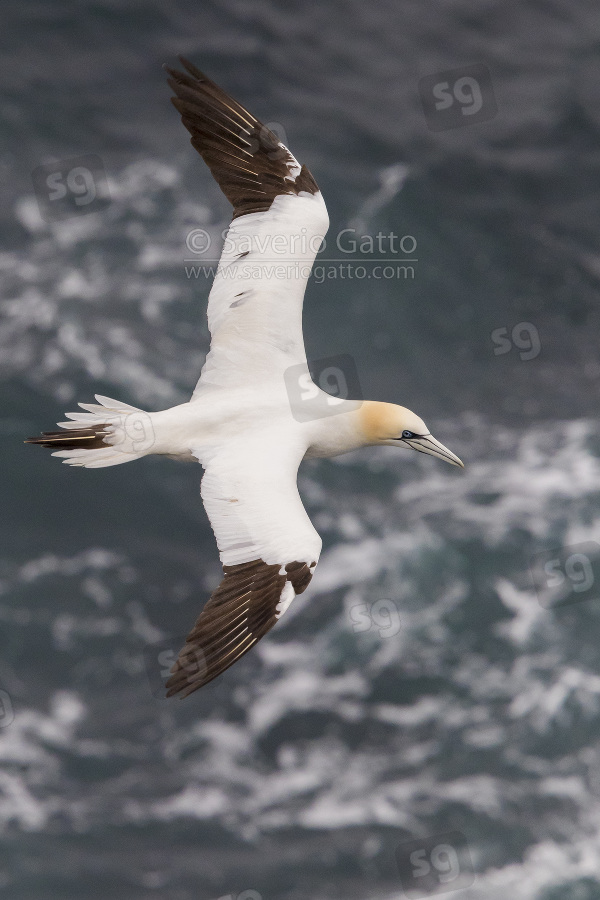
165, 57, 319, 219
165, 558, 314, 698
25, 425, 110, 450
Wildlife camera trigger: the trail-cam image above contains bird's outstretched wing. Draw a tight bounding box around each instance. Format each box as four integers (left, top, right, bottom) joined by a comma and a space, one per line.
166, 440, 321, 697
165, 558, 314, 698
166, 58, 329, 396
165, 56, 320, 219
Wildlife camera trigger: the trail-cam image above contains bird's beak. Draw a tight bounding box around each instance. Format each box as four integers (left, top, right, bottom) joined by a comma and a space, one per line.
404, 434, 464, 468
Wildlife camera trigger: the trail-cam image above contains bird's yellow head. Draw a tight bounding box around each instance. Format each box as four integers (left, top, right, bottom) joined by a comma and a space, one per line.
358, 401, 464, 467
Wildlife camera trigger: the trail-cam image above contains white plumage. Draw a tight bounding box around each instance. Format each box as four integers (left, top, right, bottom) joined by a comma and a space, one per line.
196, 191, 329, 396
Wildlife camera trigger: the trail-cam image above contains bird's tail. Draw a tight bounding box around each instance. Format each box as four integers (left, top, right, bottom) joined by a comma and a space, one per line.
25, 395, 156, 468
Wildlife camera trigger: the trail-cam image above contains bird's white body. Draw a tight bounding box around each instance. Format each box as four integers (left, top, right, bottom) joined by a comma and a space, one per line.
147, 392, 367, 461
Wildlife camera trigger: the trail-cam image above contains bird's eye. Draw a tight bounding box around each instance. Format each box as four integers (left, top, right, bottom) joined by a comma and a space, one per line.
402, 430, 415, 439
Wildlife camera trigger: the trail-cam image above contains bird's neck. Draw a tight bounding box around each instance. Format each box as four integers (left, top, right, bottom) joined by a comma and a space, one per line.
304, 404, 370, 458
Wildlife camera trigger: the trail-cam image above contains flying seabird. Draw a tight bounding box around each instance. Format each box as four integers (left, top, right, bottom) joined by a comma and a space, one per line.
26, 58, 464, 698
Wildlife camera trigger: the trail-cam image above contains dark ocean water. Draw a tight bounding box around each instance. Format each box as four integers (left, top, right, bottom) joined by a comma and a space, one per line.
2, 1, 600, 898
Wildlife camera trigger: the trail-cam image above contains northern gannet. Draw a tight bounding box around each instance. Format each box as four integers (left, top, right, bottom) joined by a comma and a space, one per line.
26, 58, 463, 698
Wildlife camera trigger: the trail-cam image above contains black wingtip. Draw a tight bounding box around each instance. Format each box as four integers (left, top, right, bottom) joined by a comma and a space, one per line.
178, 56, 202, 78
168, 56, 212, 84
162, 57, 201, 75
